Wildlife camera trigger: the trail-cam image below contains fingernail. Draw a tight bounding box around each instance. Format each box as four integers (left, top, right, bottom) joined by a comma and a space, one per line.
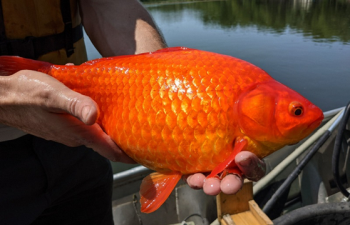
82, 105, 91, 123
238, 157, 252, 167
233, 173, 242, 180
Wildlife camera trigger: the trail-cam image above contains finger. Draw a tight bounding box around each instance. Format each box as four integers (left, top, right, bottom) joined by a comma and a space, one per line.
46, 114, 135, 163
51, 87, 100, 125
203, 177, 221, 195
235, 151, 266, 181
186, 173, 206, 189
220, 174, 243, 194
78, 123, 135, 163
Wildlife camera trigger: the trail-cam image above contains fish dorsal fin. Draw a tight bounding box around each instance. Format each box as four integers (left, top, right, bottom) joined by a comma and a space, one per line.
152, 46, 194, 53
81, 47, 194, 66
81, 57, 117, 66
207, 139, 248, 179
140, 172, 182, 213
133, 47, 195, 57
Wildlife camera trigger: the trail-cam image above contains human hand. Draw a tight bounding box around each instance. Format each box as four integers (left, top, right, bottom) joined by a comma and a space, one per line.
185, 151, 266, 195
0, 70, 134, 163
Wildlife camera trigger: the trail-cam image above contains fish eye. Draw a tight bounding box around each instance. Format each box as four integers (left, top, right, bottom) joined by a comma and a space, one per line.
289, 102, 304, 117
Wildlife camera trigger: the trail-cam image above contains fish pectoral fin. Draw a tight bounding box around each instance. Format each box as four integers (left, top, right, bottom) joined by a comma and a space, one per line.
207, 139, 248, 179
221, 167, 243, 179
140, 172, 182, 213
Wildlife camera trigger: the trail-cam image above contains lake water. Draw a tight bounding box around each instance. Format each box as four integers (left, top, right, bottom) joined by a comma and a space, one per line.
83, 0, 350, 172
150, 0, 350, 112
85, 0, 349, 112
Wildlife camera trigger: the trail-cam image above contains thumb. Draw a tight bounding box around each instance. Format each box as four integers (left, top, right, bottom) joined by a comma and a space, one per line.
74, 99, 99, 125
235, 151, 266, 181
11, 70, 99, 125
48, 85, 99, 125
63, 93, 99, 125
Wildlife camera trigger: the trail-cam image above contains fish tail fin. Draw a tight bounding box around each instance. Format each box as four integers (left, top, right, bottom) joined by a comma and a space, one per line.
0, 56, 52, 76
140, 172, 182, 213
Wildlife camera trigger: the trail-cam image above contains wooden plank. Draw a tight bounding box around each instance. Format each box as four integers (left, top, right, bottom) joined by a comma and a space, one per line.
217, 180, 253, 219
219, 204, 273, 225
231, 214, 246, 225
232, 211, 260, 225
217, 180, 274, 224
220, 218, 229, 225
249, 200, 273, 225
222, 214, 236, 225
219, 219, 227, 225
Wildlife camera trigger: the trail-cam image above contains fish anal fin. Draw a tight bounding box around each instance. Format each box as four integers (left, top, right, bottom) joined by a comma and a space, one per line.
140, 172, 182, 213
207, 139, 248, 179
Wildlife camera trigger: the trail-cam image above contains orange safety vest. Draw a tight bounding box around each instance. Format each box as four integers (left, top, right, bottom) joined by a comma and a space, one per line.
0, 0, 87, 65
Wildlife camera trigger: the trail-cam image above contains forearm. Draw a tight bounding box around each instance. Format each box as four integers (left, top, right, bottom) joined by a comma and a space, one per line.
78, 0, 167, 56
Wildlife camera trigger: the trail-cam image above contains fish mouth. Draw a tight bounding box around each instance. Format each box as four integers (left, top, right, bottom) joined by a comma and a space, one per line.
283, 114, 324, 145
294, 114, 324, 143
307, 113, 324, 131
308, 119, 322, 130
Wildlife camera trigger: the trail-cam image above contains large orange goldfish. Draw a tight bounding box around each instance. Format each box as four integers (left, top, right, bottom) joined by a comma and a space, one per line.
0, 47, 323, 213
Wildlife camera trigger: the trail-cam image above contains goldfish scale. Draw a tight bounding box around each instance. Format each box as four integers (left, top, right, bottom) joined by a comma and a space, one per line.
182, 126, 195, 142
187, 110, 199, 128
171, 126, 183, 144
180, 97, 191, 114
194, 125, 206, 143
